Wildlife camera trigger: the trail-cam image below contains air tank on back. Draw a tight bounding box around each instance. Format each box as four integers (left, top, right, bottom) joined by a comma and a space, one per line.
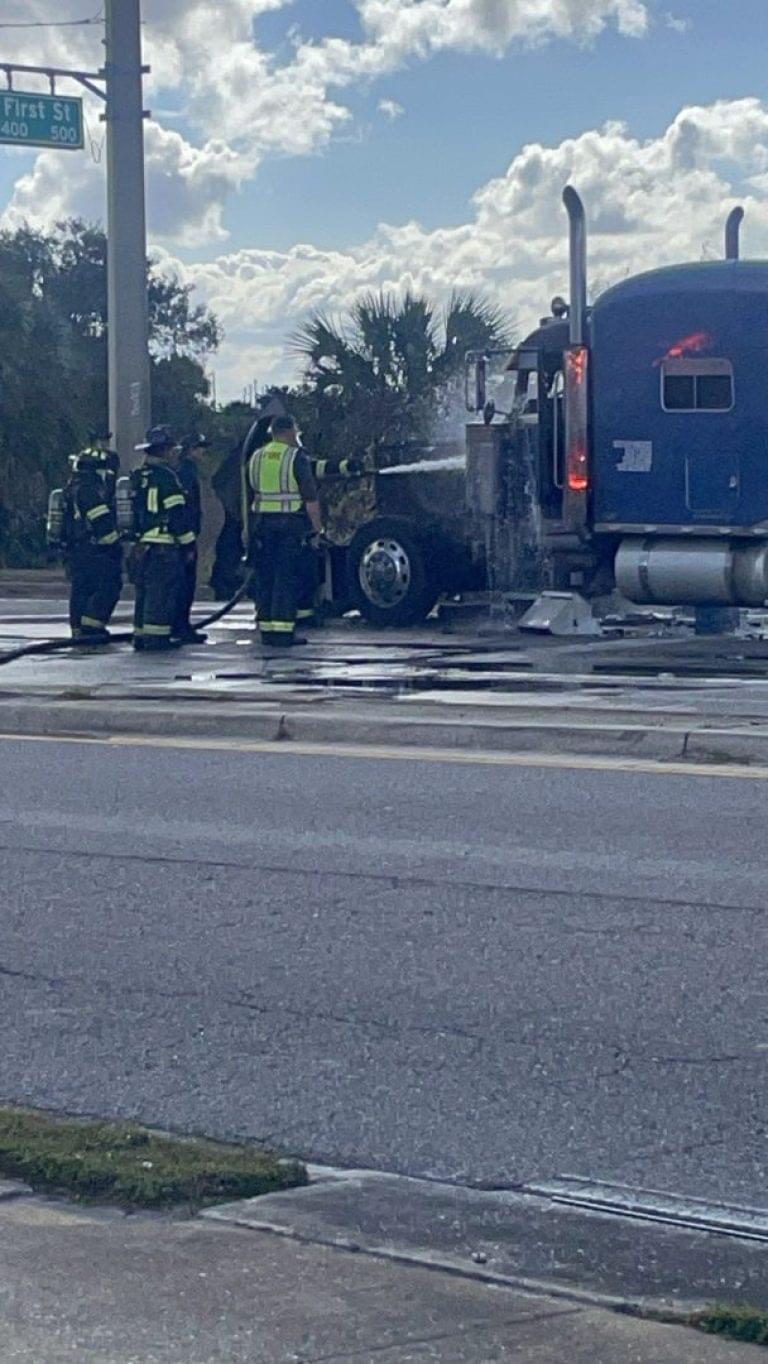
46, 488, 67, 550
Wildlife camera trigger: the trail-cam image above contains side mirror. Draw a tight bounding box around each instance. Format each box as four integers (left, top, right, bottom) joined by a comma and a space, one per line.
465, 354, 487, 412
483, 400, 496, 426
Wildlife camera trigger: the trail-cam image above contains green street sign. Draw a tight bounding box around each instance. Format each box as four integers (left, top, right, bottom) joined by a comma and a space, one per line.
0, 90, 84, 151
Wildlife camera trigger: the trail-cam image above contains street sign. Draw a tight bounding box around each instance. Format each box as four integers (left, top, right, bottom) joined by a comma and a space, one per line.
0, 90, 84, 151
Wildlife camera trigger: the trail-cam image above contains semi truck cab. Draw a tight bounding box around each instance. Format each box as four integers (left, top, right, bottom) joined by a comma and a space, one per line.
466, 192, 768, 610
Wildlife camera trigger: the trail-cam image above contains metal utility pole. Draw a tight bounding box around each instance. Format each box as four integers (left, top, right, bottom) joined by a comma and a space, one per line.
105, 0, 150, 469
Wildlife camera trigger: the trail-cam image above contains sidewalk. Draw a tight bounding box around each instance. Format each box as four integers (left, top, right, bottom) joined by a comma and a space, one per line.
0, 568, 68, 599
0, 1191, 762, 1363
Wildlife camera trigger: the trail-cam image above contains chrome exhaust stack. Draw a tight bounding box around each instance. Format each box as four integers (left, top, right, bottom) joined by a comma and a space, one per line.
725, 205, 744, 261
562, 186, 587, 344
561, 187, 590, 532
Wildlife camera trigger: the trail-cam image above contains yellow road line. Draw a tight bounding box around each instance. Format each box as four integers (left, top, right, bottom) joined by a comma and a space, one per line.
0, 729, 766, 781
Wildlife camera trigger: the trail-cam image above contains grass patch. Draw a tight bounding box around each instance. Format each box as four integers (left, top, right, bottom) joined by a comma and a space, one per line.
690, 1304, 768, 1347
0, 1107, 307, 1210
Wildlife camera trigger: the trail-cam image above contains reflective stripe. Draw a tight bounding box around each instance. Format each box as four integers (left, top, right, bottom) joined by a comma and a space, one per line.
315, 459, 328, 479
259, 498, 301, 512
140, 529, 176, 544
86, 504, 110, 521
140, 531, 193, 545
97, 531, 119, 545
247, 450, 259, 488
266, 620, 294, 633
143, 623, 172, 636
339, 459, 351, 475
81, 615, 106, 628
296, 608, 315, 619
147, 487, 159, 514
163, 493, 185, 510
279, 451, 291, 496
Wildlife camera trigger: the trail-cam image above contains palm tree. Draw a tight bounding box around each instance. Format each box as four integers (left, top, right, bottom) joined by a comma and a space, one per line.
292, 289, 512, 449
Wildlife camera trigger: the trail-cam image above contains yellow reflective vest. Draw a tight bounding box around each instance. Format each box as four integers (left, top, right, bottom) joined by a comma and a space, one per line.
248, 440, 303, 514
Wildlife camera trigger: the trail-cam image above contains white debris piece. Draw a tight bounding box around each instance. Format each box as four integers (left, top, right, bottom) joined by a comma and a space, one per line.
518, 591, 602, 637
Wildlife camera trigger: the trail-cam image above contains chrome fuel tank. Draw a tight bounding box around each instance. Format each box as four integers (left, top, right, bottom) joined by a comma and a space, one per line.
616, 537, 768, 606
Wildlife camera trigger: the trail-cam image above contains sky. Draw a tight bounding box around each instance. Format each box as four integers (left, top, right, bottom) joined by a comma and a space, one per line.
2, 0, 768, 400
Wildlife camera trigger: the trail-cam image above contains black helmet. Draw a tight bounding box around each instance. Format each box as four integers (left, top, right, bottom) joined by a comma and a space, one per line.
88, 428, 113, 444
270, 415, 297, 436
74, 445, 107, 471
135, 425, 175, 454
180, 432, 211, 452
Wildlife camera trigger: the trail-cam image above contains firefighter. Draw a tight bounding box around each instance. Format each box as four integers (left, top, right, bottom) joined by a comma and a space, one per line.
62, 439, 122, 645
248, 415, 323, 648
173, 432, 210, 643
131, 427, 196, 652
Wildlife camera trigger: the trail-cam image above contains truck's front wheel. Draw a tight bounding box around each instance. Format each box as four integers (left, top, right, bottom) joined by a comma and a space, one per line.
347, 517, 438, 626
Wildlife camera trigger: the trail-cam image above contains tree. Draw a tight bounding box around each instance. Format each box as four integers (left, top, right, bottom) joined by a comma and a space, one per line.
152, 354, 212, 432
0, 220, 221, 566
291, 289, 512, 456
149, 274, 222, 359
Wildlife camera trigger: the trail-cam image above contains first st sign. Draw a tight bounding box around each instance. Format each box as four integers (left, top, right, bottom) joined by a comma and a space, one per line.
1, 91, 84, 150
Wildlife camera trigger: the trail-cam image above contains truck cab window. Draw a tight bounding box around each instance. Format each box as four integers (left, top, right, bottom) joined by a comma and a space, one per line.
698, 372, 734, 409
661, 358, 734, 412
663, 374, 695, 409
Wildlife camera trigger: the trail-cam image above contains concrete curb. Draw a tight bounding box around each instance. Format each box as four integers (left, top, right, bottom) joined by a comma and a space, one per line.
3, 694, 768, 765
205, 1201, 662, 1319
202, 1164, 768, 1320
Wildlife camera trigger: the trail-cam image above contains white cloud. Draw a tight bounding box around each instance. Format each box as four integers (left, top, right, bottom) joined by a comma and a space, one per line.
3, 120, 254, 247
154, 99, 768, 398
356, 0, 650, 60
0, 0, 653, 247
379, 98, 405, 120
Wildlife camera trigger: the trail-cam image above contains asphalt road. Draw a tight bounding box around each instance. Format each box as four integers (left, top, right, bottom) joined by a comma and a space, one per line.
1, 733, 767, 1205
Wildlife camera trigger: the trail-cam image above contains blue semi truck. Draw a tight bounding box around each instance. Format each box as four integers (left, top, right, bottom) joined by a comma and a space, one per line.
461, 188, 768, 614
215, 190, 768, 626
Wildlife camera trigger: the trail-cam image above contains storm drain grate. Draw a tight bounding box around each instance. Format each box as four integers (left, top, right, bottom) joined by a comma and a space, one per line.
523, 1176, 768, 1243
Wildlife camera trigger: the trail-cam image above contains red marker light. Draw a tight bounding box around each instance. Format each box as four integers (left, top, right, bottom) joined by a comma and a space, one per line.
565, 346, 590, 498
567, 442, 589, 492
568, 345, 588, 386
655, 331, 713, 365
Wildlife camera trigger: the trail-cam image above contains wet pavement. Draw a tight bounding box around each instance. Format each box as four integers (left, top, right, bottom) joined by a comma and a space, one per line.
6, 597, 768, 730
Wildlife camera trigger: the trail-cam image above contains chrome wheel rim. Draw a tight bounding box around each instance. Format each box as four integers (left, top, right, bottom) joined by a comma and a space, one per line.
359, 537, 412, 609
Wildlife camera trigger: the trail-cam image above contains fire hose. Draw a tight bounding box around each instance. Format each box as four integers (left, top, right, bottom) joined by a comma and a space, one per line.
0, 568, 255, 668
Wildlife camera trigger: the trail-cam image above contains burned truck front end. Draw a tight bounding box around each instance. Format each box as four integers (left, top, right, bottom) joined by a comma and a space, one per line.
339, 442, 483, 626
